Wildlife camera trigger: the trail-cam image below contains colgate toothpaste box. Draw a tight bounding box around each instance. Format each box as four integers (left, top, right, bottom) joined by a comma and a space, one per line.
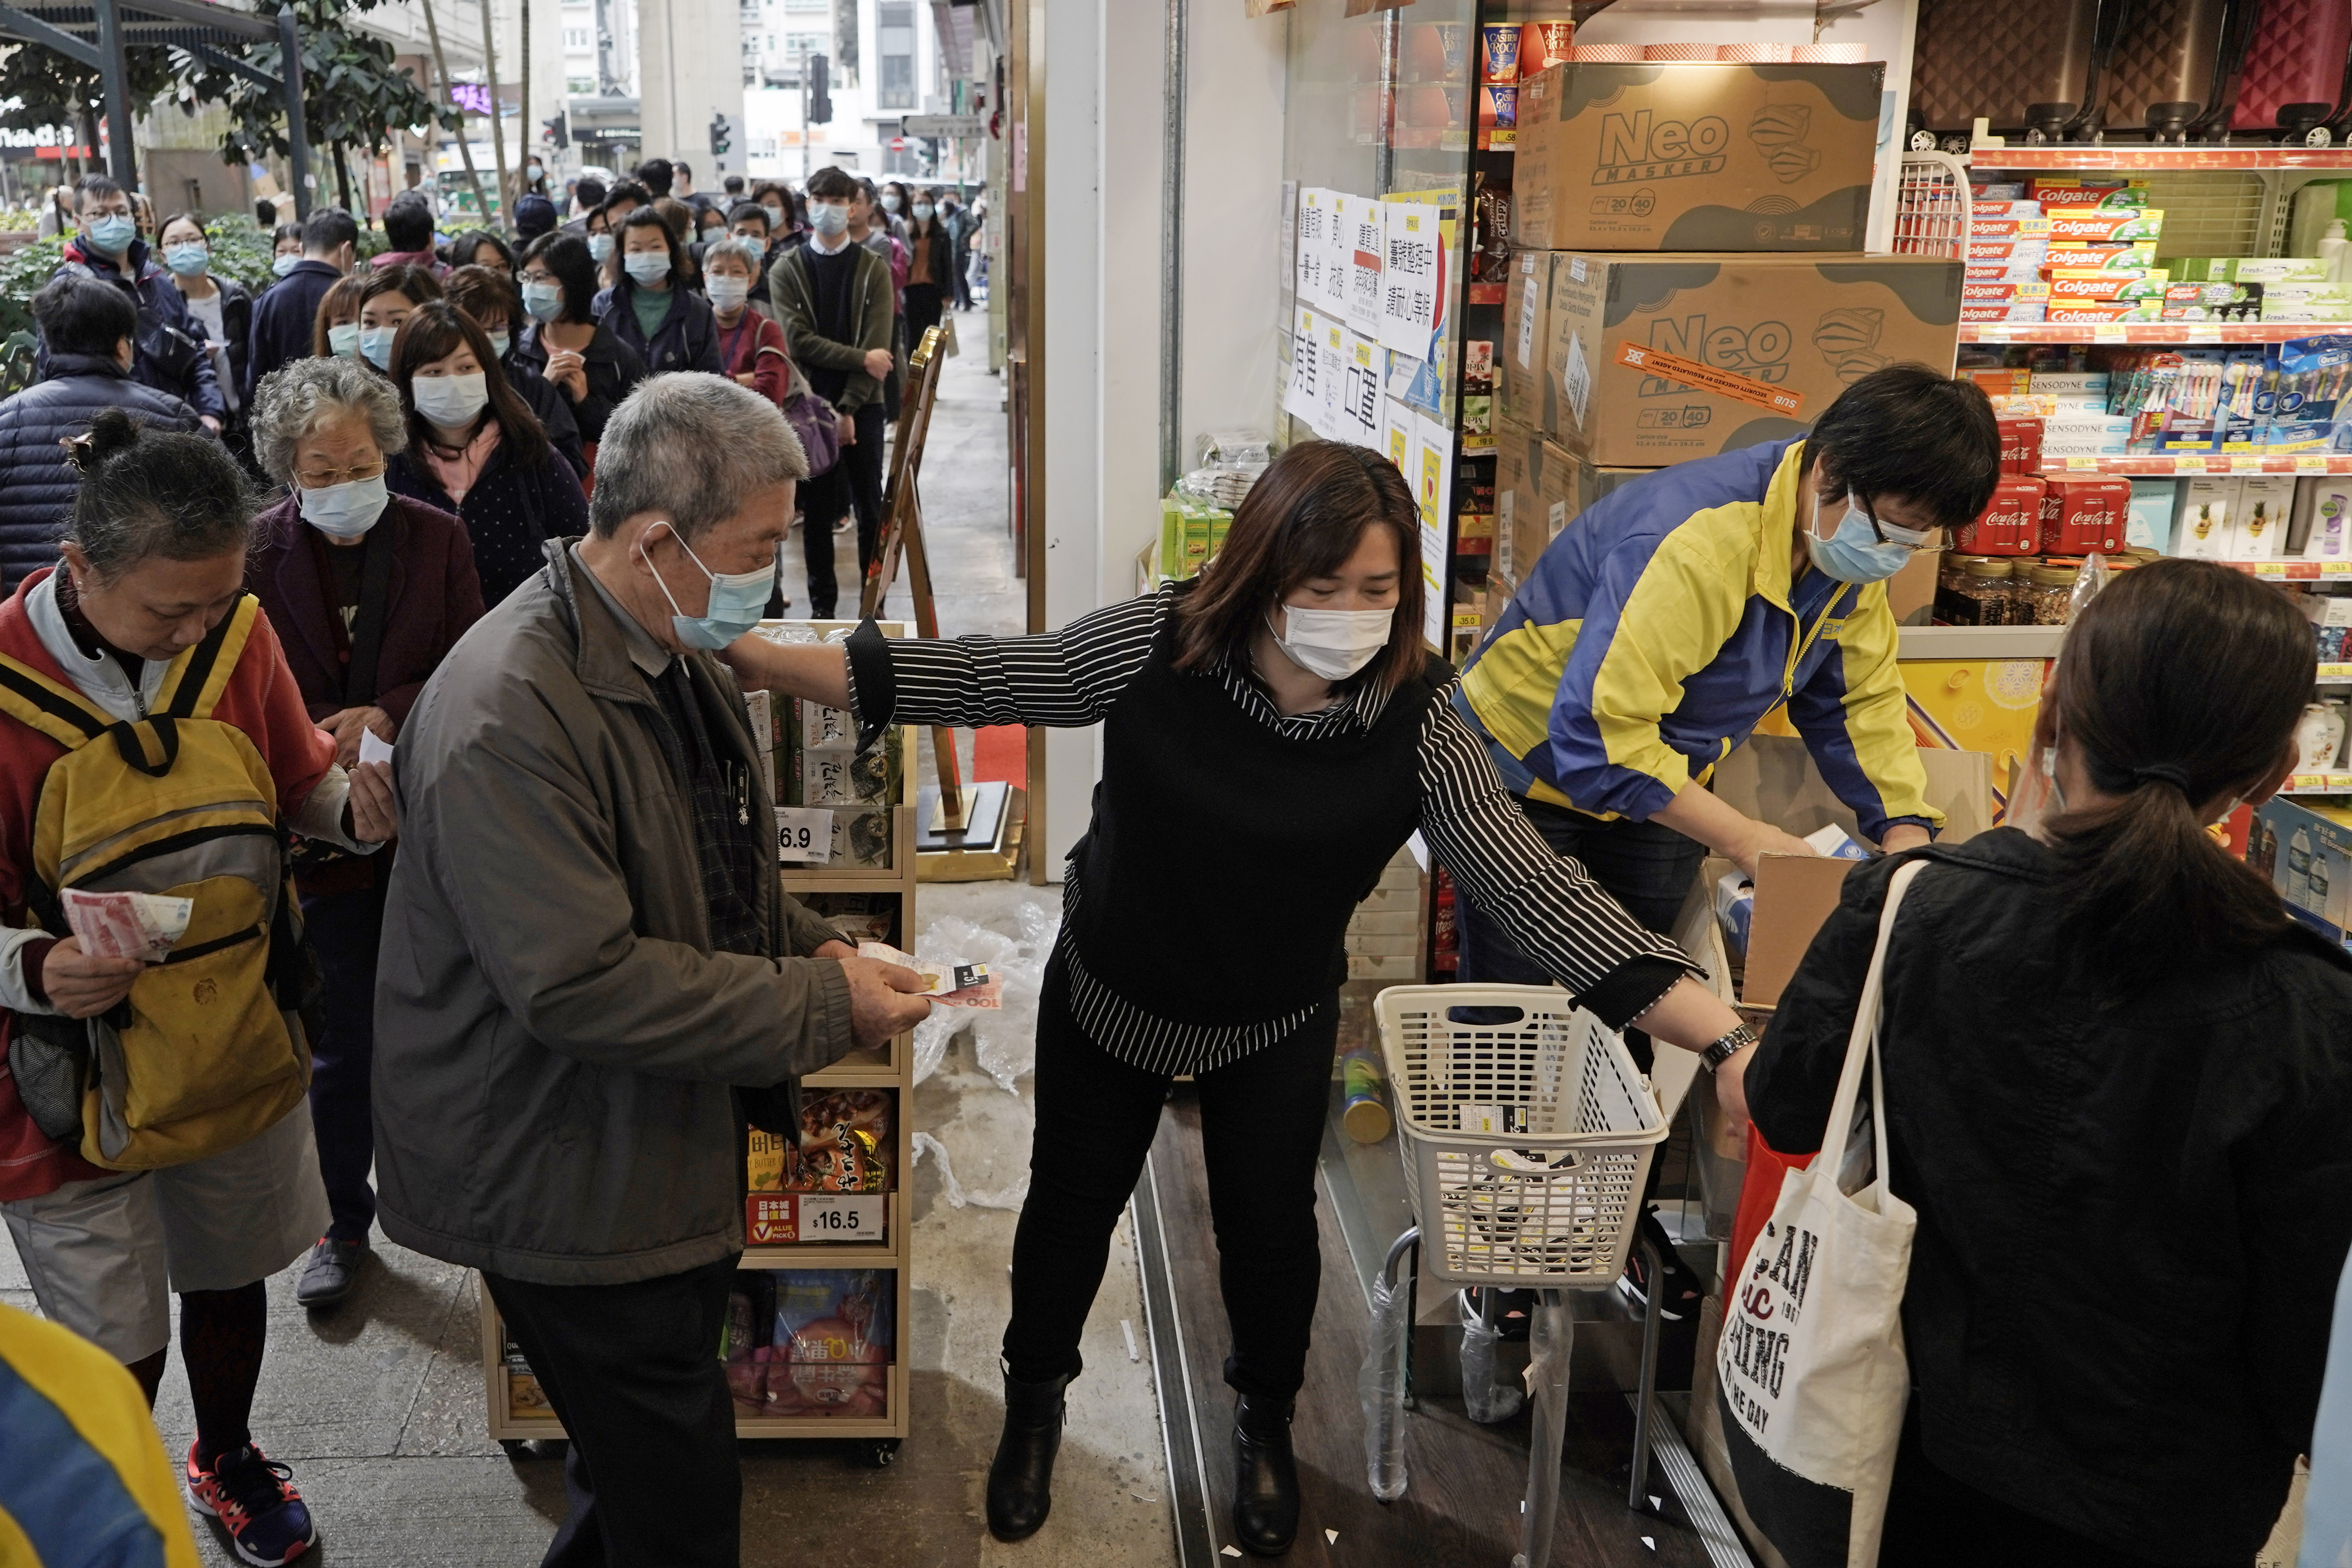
1996, 414, 2042, 475
2040, 476, 2130, 554
1963, 280, 2050, 304
2045, 208, 2164, 245
2045, 299, 2161, 324
1971, 200, 2045, 219
1971, 215, 2053, 239
2038, 242, 2158, 276
2048, 269, 2170, 302
1960, 301, 2051, 323
1954, 476, 2047, 554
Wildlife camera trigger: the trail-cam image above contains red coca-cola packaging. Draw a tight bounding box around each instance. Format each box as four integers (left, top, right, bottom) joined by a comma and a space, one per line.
2039, 476, 2130, 554
1996, 415, 2042, 475
1954, 476, 2046, 554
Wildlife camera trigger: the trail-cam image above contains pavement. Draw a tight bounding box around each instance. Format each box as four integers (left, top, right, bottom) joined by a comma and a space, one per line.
2, 308, 1178, 1568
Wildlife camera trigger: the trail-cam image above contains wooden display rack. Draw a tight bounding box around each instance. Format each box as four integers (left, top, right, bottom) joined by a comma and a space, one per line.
479, 641, 921, 1467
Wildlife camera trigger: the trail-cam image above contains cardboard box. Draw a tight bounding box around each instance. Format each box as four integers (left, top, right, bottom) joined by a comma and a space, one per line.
1954, 475, 2045, 554
1492, 417, 1642, 586
1539, 252, 1962, 465
1512, 61, 1883, 251
2234, 473, 2296, 560
2040, 475, 2130, 554
1960, 302, 2050, 324
1901, 655, 2048, 822
2126, 477, 2178, 551
1499, 249, 1558, 431
2175, 476, 2240, 560
2251, 796, 2352, 946
1708, 734, 1991, 1006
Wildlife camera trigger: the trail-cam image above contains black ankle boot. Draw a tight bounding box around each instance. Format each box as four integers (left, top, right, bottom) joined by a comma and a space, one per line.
1232, 1394, 1299, 1557
987, 1371, 1070, 1542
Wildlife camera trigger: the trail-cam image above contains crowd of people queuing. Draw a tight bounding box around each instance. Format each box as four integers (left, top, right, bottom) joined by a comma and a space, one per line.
0, 160, 982, 1568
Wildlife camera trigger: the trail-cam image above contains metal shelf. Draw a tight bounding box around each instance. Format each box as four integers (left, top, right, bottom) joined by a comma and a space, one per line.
1962, 321, 2346, 344
1968, 143, 2352, 172
2034, 454, 2352, 476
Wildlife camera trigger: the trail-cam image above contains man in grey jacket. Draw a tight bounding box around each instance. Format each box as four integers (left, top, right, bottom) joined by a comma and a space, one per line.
372, 373, 930, 1567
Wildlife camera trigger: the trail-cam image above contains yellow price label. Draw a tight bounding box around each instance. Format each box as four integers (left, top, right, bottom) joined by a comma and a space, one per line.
2233, 454, 2267, 472
2186, 324, 2223, 343
2065, 456, 2100, 470
2252, 561, 2290, 575
2298, 454, 2333, 472
2173, 454, 2209, 473
2092, 323, 2130, 342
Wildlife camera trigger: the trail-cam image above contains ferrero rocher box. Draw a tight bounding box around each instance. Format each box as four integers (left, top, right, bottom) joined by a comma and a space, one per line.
1513, 62, 1883, 252
1540, 252, 1962, 466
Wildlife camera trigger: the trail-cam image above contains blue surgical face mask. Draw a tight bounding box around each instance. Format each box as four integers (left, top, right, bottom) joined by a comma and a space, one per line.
588, 233, 616, 263
86, 213, 136, 255
272, 253, 303, 279
358, 325, 399, 370
808, 202, 848, 238
623, 250, 671, 286
1806, 495, 1926, 585
640, 522, 775, 650
762, 205, 786, 230
521, 279, 563, 322
163, 242, 208, 278
879, 192, 902, 214
328, 323, 363, 359
486, 330, 511, 359
299, 474, 390, 539
912, 202, 934, 222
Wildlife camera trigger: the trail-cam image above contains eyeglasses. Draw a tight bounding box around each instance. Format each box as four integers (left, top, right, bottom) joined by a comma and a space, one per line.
296, 459, 386, 489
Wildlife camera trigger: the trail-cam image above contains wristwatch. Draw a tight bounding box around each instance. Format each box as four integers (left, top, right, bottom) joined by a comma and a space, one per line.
1699, 1022, 1759, 1071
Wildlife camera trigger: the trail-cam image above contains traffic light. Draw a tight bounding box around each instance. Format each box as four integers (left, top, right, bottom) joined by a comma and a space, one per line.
709, 112, 733, 158
543, 111, 568, 150
808, 53, 832, 125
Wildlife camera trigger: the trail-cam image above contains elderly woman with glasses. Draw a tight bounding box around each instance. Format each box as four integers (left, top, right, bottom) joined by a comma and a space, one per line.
246, 355, 487, 1311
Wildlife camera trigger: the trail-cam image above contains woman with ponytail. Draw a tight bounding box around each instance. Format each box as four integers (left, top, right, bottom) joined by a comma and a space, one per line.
1742, 558, 2352, 1564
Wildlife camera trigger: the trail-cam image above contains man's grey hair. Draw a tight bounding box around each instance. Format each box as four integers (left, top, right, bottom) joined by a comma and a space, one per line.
589, 373, 808, 540
701, 236, 765, 280
249, 356, 407, 485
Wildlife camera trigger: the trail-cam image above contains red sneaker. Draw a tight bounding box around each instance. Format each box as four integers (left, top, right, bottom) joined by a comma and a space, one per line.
185, 1442, 318, 1566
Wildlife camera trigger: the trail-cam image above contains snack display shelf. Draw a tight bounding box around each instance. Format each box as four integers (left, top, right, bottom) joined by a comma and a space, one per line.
479, 657, 920, 1456
2035, 454, 2352, 476
1968, 143, 2352, 172
1963, 322, 2344, 344
2284, 772, 2352, 794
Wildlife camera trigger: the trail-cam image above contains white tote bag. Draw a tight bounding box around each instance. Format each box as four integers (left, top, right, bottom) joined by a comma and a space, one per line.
1716, 858, 1924, 1568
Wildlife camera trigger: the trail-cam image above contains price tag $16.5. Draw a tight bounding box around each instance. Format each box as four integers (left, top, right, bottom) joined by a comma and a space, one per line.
775, 806, 835, 864
798, 1193, 884, 1237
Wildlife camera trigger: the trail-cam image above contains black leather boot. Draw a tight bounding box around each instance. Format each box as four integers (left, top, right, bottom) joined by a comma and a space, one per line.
1232, 1394, 1299, 1557
986, 1371, 1070, 1542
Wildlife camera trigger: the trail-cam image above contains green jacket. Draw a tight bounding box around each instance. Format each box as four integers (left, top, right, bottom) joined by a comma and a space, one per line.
768, 240, 893, 415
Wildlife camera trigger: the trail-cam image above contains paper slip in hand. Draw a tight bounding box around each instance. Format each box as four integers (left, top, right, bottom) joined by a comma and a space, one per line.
62, 888, 194, 963
358, 728, 395, 767
855, 941, 1004, 1008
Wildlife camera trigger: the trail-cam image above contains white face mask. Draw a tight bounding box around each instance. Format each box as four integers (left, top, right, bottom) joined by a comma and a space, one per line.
413, 371, 490, 428
1267, 603, 1394, 683
706, 275, 750, 311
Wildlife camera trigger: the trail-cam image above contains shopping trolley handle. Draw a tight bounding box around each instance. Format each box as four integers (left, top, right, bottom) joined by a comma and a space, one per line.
1483, 1147, 1585, 1175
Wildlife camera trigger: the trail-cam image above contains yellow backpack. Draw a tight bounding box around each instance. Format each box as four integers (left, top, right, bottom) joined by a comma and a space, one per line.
0, 596, 316, 1170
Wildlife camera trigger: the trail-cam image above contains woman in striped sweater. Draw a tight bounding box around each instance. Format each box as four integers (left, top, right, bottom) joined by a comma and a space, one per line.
722, 441, 1758, 1557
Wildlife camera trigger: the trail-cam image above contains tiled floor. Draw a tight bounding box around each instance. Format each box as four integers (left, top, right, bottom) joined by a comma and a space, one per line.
2, 312, 1177, 1568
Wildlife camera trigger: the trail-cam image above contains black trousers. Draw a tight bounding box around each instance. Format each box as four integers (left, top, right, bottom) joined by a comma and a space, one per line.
1456, 796, 1706, 957
799, 400, 886, 617
904, 282, 944, 347
483, 1256, 740, 1568
302, 875, 388, 1242
1002, 948, 1338, 1403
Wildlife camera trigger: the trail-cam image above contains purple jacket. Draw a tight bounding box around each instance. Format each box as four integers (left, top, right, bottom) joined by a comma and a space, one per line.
247, 491, 486, 729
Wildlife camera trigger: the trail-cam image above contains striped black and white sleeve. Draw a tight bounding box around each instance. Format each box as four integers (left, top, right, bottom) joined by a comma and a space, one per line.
1417, 683, 1698, 1027
846, 588, 1170, 734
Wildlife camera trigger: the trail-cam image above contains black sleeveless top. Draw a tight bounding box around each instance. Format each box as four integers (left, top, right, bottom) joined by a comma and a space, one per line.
1067, 605, 1450, 1028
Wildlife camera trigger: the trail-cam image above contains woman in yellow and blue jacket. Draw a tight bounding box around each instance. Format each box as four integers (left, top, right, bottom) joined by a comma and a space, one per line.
1456, 364, 2000, 945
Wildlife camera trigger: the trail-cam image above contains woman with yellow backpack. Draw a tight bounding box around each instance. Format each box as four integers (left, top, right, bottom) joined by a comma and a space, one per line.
0, 410, 394, 1568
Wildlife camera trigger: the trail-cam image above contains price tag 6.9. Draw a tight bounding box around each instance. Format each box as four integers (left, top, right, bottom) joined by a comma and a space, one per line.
797, 1193, 885, 1238
775, 806, 836, 864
